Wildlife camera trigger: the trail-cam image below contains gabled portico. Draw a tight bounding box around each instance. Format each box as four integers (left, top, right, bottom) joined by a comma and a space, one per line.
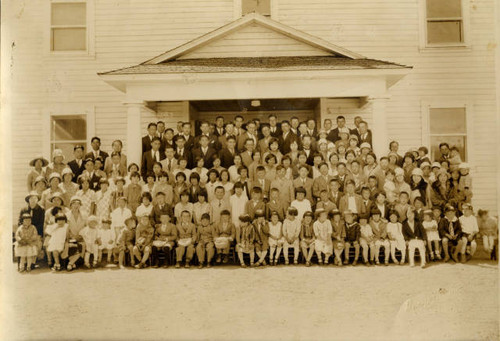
99, 13, 411, 165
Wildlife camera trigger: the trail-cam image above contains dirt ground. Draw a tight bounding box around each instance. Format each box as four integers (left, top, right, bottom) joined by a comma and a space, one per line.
1, 260, 498, 341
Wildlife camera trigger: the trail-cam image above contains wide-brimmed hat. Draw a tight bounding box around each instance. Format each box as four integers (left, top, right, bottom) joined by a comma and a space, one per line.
55, 212, 67, 221
29, 156, 49, 167
360, 142, 372, 150
444, 205, 455, 213
34, 175, 47, 186
69, 196, 81, 205
419, 162, 431, 169
255, 209, 265, 218
314, 208, 326, 217
52, 149, 65, 160
61, 167, 74, 178
48, 172, 62, 182
101, 217, 112, 224
304, 211, 314, 218
431, 162, 441, 169
50, 192, 65, 205
394, 167, 404, 176
25, 191, 40, 203
411, 168, 424, 177
437, 169, 450, 179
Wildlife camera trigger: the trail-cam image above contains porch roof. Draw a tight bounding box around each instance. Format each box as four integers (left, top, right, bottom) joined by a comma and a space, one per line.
99, 56, 410, 75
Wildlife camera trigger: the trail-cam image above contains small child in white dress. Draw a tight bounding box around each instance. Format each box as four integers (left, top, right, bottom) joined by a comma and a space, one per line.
359, 213, 376, 265
268, 211, 284, 265
79, 215, 99, 268
98, 217, 116, 266
386, 211, 406, 265
422, 209, 441, 261
45, 213, 69, 271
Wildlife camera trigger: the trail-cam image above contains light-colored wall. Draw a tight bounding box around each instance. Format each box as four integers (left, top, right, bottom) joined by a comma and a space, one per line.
4, 0, 498, 219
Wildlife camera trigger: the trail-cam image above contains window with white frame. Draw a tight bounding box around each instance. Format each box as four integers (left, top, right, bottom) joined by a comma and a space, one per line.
50, 114, 87, 160
51, 2, 87, 51
242, 0, 271, 16
429, 107, 467, 161
425, 0, 464, 45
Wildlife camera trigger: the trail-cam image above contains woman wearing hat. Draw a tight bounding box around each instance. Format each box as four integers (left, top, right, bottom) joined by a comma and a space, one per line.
33, 175, 48, 198
15, 213, 41, 272
45, 149, 68, 181
40, 172, 63, 210
19, 192, 45, 242
60, 167, 79, 206
431, 169, 460, 211
409, 168, 431, 208
27, 156, 48, 192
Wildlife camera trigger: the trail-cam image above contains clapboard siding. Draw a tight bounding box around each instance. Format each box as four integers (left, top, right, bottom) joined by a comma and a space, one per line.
5, 0, 498, 219
179, 23, 331, 59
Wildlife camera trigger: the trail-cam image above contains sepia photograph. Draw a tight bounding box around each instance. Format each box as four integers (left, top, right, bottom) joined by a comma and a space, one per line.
0, 0, 499, 340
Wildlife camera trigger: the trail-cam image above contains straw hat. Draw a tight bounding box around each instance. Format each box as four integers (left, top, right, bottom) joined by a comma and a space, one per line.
25, 191, 40, 203
411, 168, 424, 177
48, 172, 62, 182
61, 167, 74, 177
29, 156, 49, 167
50, 192, 65, 205
52, 149, 65, 161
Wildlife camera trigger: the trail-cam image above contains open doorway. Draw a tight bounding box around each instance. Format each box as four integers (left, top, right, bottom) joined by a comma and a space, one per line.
189, 98, 320, 135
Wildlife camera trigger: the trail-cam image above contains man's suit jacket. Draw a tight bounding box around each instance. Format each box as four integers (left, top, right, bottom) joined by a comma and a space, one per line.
84, 150, 109, 163
269, 125, 281, 138
218, 134, 235, 150
141, 150, 166, 180
83, 171, 102, 191
191, 147, 217, 169
237, 133, 258, 152
193, 134, 220, 151
357, 131, 373, 146
160, 157, 178, 173
326, 128, 342, 143
103, 154, 128, 177
329, 190, 343, 209
293, 177, 314, 203
219, 148, 237, 169
278, 132, 299, 155
67, 159, 85, 182
142, 135, 156, 154
175, 134, 195, 151
402, 219, 425, 241
312, 175, 333, 199
350, 128, 373, 145
301, 148, 316, 166
214, 126, 225, 137
338, 193, 364, 215
240, 150, 254, 168
250, 178, 271, 200
257, 136, 272, 154
149, 203, 173, 225
174, 147, 191, 167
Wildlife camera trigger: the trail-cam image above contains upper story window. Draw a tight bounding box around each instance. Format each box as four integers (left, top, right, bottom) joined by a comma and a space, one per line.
50, 114, 88, 160
50, 2, 87, 51
242, 0, 271, 16
429, 107, 467, 161
425, 0, 463, 45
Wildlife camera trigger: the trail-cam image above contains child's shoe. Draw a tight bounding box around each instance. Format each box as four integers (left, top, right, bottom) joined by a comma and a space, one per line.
306, 261, 311, 267
240, 262, 247, 268
420, 262, 426, 269
429, 253, 435, 261
216, 254, 222, 263
198, 263, 204, 269
223, 255, 229, 264
84, 262, 91, 269
185, 263, 190, 269
343, 259, 349, 265
18, 265, 25, 273
318, 260, 323, 266
285, 260, 289, 265
175, 262, 181, 268
207, 263, 212, 268
435, 252, 442, 260
119, 265, 126, 269
460, 254, 466, 263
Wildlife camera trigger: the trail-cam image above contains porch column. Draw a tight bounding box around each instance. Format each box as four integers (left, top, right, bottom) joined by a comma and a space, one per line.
124, 101, 144, 166
369, 96, 389, 157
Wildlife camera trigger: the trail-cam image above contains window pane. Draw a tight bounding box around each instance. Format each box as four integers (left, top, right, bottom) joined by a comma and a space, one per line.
426, 0, 462, 18
242, 0, 271, 16
51, 2, 86, 26
51, 28, 86, 51
430, 136, 466, 161
427, 21, 462, 44
429, 108, 466, 134
52, 143, 86, 162
51, 115, 87, 141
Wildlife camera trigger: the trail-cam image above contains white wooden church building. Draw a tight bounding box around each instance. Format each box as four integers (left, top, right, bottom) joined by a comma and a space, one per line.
3, 0, 499, 219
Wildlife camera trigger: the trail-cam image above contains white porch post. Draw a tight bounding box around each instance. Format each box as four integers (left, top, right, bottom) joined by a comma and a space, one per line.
124, 101, 144, 166
369, 96, 389, 157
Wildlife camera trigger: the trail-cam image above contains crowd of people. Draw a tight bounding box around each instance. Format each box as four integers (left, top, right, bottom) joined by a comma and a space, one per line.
15, 114, 498, 272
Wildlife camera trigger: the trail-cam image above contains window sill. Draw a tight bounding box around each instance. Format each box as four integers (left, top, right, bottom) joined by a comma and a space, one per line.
44, 50, 96, 61
419, 44, 471, 53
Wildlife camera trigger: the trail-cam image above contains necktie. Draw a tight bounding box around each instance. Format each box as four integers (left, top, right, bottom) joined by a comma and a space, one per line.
167, 159, 171, 171
219, 201, 221, 207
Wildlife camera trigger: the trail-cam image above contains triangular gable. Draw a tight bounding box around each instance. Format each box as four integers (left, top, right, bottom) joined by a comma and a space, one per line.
143, 13, 364, 65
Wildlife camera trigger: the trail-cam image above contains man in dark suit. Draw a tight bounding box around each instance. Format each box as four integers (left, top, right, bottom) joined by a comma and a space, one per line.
268, 114, 281, 138
173, 135, 191, 167
85, 136, 109, 163
191, 135, 217, 169
82, 158, 102, 191
214, 116, 225, 137
161, 128, 176, 152
193, 121, 220, 151
301, 135, 316, 166
175, 122, 195, 153
278, 120, 299, 155
350, 117, 373, 146
149, 192, 173, 225
237, 121, 258, 152
218, 122, 236, 150
142, 122, 158, 154
327, 116, 347, 143
219, 136, 237, 169
306, 119, 318, 139
141, 137, 165, 180
67, 145, 86, 182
